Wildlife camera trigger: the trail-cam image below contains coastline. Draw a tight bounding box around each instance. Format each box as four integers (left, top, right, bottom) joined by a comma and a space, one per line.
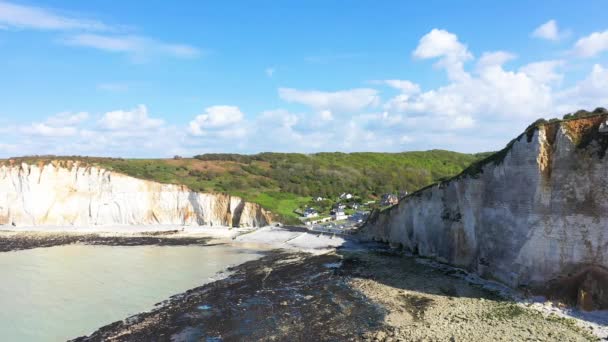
1, 225, 605, 340
0, 225, 349, 254
71, 248, 603, 341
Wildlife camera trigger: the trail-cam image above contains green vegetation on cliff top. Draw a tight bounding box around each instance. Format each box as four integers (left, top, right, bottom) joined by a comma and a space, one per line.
3, 150, 490, 223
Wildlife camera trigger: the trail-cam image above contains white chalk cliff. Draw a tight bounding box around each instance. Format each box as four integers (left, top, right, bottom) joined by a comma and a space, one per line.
0, 162, 272, 227
362, 112, 608, 309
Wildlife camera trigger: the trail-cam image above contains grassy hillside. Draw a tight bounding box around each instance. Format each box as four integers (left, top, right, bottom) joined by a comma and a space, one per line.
3, 150, 490, 223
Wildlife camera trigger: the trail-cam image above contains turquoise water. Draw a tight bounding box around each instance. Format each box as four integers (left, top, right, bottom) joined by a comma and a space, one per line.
0, 244, 263, 341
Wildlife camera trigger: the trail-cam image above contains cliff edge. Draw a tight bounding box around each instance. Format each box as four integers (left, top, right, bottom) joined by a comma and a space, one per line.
361, 109, 608, 310
0, 161, 273, 227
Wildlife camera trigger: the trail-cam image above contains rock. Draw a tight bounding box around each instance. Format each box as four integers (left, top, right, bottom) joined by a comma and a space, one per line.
374, 331, 387, 341
0, 162, 272, 227
361, 115, 608, 309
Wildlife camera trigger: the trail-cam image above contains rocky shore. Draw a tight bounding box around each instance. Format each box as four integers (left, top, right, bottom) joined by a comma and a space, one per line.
0, 230, 216, 252
70, 248, 599, 341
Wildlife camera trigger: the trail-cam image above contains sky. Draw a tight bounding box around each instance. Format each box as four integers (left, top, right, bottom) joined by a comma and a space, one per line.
1, 0, 608, 157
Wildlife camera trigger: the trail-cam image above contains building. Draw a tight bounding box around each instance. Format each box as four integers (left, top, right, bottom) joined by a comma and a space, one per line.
339, 193, 353, 200
303, 208, 319, 218
331, 209, 348, 221
305, 216, 332, 226
334, 203, 346, 210
380, 193, 399, 206
600, 120, 608, 133
313, 196, 325, 202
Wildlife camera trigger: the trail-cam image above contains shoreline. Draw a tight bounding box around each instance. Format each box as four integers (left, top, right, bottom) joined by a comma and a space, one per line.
1, 225, 606, 340
71, 248, 603, 341
0, 225, 350, 254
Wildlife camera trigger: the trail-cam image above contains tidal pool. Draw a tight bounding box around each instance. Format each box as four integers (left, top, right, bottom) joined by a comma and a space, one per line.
0, 244, 264, 341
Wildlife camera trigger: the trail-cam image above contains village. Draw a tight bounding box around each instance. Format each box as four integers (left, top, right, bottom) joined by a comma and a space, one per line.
295, 191, 406, 234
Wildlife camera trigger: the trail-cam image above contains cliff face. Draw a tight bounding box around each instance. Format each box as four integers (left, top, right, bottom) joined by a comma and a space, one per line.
361, 114, 608, 309
0, 162, 272, 227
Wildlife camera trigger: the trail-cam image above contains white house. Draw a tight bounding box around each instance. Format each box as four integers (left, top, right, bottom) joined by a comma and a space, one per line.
305, 216, 332, 226
332, 209, 348, 221
334, 203, 346, 210
313, 196, 324, 202
600, 120, 608, 133
339, 193, 353, 200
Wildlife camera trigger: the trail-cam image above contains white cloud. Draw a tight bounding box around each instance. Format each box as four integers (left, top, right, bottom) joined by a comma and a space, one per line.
99, 105, 164, 130
63, 34, 200, 59
20, 123, 78, 137
556, 64, 608, 112
476, 51, 516, 71
532, 20, 563, 41
258, 109, 298, 127
2, 106, 186, 158
387, 34, 556, 127
413, 28, 473, 81
17, 111, 90, 138
518, 60, 564, 84
4, 27, 608, 157
0, 2, 200, 60
383, 48, 562, 146
573, 30, 608, 58
0, 1, 108, 31
319, 110, 333, 121
399, 135, 414, 144
188, 106, 244, 136
46, 112, 89, 126
278, 87, 379, 112
378, 80, 421, 94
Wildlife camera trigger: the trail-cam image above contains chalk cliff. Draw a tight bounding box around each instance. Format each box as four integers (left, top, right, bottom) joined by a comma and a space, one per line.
0, 162, 272, 227
362, 110, 608, 309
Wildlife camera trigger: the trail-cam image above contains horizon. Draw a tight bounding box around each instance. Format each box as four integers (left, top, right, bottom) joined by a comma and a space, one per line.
1, 0, 608, 157
0, 148, 493, 160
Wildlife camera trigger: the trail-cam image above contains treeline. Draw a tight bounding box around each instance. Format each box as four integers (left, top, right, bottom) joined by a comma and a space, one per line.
193, 150, 488, 198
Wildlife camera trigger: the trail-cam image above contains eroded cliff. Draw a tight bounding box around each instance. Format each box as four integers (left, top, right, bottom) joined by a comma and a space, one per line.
0, 161, 273, 227
361, 111, 608, 310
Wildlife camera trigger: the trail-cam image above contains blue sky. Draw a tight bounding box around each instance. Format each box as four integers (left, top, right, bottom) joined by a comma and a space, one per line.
1, 0, 607, 157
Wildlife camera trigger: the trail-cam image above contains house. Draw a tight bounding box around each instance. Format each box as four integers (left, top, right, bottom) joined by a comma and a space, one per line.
398, 190, 409, 198
331, 209, 348, 221
305, 216, 332, 226
303, 208, 319, 218
313, 196, 325, 202
349, 203, 360, 210
334, 203, 347, 210
380, 193, 399, 206
339, 193, 353, 200
600, 120, 608, 134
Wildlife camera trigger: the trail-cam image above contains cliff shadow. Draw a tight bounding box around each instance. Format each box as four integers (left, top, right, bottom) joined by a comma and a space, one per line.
335, 246, 507, 302
335, 247, 608, 330
231, 200, 246, 228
